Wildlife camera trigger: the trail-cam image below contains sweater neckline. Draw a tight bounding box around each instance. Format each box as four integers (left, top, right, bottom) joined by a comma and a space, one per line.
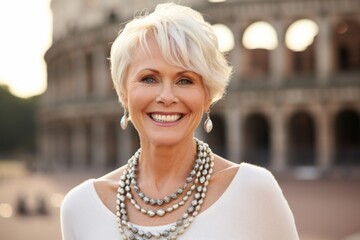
88, 162, 246, 230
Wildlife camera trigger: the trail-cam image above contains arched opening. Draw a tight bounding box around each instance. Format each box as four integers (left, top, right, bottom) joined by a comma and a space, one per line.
249, 49, 270, 78
288, 112, 316, 166
335, 109, 360, 165
242, 21, 277, 79
211, 24, 234, 52
334, 20, 360, 72
292, 47, 315, 74
205, 114, 227, 158
285, 19, 318, 76
339, 45, 350, 70
242, 113, 270, 166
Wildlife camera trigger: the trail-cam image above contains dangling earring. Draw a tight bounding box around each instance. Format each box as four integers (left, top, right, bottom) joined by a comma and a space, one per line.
203, 110, 213, 133
120, 109, 129, 130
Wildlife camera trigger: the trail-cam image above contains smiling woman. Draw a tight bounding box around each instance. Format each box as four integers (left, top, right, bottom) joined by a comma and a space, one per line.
60, 3, 299, 240
0, 0, 52, 98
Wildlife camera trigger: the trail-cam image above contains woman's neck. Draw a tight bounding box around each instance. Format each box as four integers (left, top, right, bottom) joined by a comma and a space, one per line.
136, 136, 197, 193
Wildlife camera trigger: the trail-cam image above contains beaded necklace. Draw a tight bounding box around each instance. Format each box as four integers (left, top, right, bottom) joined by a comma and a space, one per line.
130, 150, 199, 207
116, 138, 214, 240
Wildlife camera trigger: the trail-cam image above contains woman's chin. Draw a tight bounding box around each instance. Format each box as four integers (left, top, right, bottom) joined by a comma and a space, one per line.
143, 131, 190, 147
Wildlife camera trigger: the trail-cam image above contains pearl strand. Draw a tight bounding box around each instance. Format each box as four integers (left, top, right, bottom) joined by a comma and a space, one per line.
130, 149, 200, 206
125, 156, 206, 218
125, 141, 206, 218
116, 138, 214, 240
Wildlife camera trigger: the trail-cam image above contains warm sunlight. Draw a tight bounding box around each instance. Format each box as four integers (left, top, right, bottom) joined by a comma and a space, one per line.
285, 19, 319, 52
0, 0, 52, 98
211, 24, 235, 52
242, 21, 278, 50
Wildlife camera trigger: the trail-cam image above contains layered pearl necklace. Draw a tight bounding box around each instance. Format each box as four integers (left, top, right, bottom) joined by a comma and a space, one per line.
116, 138, 214, 240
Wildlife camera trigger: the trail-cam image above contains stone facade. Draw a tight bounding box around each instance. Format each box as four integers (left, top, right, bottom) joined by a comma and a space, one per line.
39, 0, 360, 173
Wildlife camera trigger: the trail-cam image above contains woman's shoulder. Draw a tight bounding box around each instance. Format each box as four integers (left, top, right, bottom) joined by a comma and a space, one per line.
235, 162, 284, 199
61, 178, 97, 225
94, 165, 127, 193
62, 165, 125, 210
62, 166, 127, 217
211, 154, 239, 183
212, 156, 280, 194
238, 162, 277, 184
211, 155, 273, 180
91, 165, 128, 214
62, 179, 94, 209
207, 155, 239, 200
212, 154, 238, 173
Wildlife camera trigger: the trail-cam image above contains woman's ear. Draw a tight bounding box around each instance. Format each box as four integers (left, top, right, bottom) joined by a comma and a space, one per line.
119, 88, 128, 108
117, 82, 128, 109
204, 98, 213, 113
203, 83, 212, 112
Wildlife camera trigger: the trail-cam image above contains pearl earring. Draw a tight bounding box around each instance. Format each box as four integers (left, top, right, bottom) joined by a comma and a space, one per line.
203, 111, 213, 133
120, 109, 129, 130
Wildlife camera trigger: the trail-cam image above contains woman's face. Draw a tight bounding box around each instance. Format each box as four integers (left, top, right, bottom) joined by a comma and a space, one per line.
123, 36, 210, 146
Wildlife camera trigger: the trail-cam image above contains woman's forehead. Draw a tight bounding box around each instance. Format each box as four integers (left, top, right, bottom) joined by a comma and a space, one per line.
130, 35, 199, 75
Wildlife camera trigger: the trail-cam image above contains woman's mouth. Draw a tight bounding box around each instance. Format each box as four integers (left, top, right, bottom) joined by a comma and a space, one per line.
150, 113, 183, 123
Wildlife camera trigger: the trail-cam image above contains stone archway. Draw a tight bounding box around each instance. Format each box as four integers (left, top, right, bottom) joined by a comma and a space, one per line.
242, 21, 276, 79
285, 19, 318, 76
334, 20, 360, 71
335, 109, 360, 165
242, 113, 271, 166
288, 111, 316, 166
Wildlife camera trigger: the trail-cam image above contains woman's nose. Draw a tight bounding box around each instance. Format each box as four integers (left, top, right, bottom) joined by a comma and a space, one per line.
156, 82, 178, 106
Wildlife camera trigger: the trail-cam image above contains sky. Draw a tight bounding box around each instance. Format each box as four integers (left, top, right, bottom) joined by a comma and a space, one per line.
0, 0, 52, 98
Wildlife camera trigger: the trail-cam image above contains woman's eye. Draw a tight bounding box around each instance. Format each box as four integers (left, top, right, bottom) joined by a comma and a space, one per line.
142, 76, 157, 84
177, 78, 193, 85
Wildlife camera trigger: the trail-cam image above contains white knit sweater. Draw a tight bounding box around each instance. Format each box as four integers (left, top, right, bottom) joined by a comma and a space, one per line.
61, 163, 299, 240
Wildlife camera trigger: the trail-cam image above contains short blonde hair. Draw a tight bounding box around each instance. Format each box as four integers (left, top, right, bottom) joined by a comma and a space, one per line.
110, 2, 232, 106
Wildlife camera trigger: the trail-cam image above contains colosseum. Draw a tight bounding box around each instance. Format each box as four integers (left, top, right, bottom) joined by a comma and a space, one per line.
39, 0, 360, 176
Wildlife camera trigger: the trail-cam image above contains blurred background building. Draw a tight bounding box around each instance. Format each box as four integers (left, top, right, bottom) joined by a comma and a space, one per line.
38, 0, 360, 175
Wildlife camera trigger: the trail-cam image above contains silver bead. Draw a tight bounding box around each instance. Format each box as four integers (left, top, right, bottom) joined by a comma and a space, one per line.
153, 232, 161, 239
147, 210, 156, 217
156, 209, 165, 217
170, 225, 177, 232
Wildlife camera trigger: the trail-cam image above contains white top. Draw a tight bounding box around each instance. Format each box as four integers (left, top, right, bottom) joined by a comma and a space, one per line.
61, 163, 299, 240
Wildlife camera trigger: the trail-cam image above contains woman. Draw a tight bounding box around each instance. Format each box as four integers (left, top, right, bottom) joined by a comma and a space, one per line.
61, 3, 299, 240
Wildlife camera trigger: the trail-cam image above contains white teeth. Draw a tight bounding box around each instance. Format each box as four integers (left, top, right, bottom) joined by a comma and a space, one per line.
151, 114, 182, 122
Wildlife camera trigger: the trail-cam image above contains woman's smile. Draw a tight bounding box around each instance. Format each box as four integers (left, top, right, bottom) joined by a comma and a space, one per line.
149, 112, 184, 123
124, 35, 210, 145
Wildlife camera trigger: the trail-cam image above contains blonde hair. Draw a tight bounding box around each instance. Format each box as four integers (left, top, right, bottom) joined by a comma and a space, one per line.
110, 2, 232, 105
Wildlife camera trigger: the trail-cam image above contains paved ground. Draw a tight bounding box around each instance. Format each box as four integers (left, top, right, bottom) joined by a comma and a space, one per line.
0, 168, 359, 240
279, 177, 360, 240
